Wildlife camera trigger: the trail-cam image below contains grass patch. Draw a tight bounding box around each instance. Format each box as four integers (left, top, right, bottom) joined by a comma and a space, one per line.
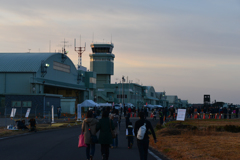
150, 119, 240, 160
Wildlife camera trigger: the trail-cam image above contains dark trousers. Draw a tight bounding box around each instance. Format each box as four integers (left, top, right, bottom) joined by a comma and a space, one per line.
137, 139, 149, 160
153, 116, 156, 121
224, 114, 227, 119
160, 117, 163, 125
101, 144, 110, 160
128, 136, 133, 148
86, 144, 95, 159
236, 113, 238, 118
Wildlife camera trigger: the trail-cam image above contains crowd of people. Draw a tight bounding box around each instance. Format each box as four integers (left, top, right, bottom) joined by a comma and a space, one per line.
187, 106, 239, 119
81, 105, 157, 160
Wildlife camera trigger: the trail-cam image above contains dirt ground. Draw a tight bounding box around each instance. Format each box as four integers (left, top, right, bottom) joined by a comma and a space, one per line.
149, 119, 240, 160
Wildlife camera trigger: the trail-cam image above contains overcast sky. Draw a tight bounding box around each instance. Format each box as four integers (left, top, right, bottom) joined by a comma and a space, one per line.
1, 0, 240, 104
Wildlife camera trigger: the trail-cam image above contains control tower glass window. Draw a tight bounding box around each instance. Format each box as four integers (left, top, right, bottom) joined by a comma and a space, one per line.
92, 47, 110, 53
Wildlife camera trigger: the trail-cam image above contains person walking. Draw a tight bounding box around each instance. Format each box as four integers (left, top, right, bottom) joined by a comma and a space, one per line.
134, 112, 157, 160
126, 121, 135, 149
82, 110, 98, 160
152, 109, 156, 121
125, 110, 130, 128
110, 111, 119, 148
96, 111, 115, 160
159, 109, 163, 125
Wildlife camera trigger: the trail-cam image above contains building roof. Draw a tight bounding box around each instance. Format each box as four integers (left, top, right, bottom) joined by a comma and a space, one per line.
0, 53, 57, 72
165, 95, 178, 103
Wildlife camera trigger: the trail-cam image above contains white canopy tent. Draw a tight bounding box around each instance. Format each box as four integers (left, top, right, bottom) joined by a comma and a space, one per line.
98, 103, 112, 107
144, 104, 155, 108
155, 105, 163, 108
77, 100, 99, 121
126, 103, 134, 108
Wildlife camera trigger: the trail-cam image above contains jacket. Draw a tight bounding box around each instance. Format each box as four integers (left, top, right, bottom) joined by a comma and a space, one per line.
110, 114, 119, 134
126, 125, 135, 136
96, 117, 115, 144
134, 118, 156, 140
82, 118, 98, 144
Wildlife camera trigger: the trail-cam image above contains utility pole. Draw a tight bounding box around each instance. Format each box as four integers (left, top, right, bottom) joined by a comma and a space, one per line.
122, 76, 125, 105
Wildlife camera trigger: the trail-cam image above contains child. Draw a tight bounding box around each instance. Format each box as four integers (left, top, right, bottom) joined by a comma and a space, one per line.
126, 122, 135, 149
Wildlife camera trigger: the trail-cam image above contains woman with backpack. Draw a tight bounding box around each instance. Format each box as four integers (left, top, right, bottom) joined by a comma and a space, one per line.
96, 111, 115, 160
82, 110, 98, 160
134, 112, 157, 160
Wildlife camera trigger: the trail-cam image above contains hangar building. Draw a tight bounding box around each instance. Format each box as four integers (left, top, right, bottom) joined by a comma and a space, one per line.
0, 52, 96, 117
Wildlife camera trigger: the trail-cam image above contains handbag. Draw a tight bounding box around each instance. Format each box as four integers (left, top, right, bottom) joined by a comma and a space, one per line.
86, 123, 98, 143
109, 119, 116, 138
78, 132, 87, 148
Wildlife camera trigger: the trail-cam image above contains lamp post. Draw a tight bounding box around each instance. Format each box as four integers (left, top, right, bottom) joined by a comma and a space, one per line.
122, 76, 125, 105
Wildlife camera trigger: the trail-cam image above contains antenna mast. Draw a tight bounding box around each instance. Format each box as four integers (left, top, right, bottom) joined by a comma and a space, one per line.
60, 38, 71, 54
74, 35, 86, 70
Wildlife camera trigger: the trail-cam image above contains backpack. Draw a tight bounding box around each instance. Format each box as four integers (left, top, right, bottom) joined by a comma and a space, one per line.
137, 123, 146, 140
113, 116, 118, 127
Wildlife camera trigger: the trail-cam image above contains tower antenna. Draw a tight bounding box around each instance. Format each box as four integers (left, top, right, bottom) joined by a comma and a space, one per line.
58, 38, 71, 54
74, 35, 86, 70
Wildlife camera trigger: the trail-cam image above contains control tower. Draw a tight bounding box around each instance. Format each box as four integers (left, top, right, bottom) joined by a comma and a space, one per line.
89, 43, 115, 89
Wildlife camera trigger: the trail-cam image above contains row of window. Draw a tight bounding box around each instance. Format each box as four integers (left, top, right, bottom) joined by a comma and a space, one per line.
90, 58, 114, 62
92, 48, 111, 53
130, 95, 141, 99
12, 101, 32, 107
117, 95, 127, 98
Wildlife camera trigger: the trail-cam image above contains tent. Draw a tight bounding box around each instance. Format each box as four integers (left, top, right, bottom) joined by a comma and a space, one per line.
77, 100, 99, 120
155, 105, 163, 108
144, 104, 155, 108
126, 103, 134, 108
78, 100, 99, 108
98, 103, 112, 107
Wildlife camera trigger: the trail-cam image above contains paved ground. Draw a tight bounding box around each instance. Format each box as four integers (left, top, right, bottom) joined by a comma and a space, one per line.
0, 117, 168, 160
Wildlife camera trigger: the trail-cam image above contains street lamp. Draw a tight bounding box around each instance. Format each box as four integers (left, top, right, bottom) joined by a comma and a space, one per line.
122, 76, 125, 105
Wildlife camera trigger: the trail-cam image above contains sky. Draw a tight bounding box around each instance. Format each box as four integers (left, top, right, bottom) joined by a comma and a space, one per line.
0, 0, 240, 104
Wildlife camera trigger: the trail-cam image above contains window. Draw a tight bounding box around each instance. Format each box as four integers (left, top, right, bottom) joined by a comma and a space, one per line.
53, 61, 70, 73
90, 77, 96, 84
12, 101, 21, 107
22, 101, 32, 107
92, 47, 110, 53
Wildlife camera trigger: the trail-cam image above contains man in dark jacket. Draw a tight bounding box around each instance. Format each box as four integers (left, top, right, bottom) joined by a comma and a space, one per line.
125, 111, 130, 128
228, 107, 232, 119
223, 107, 227, 119
96, 111, 115, 160
134, 112, 157, 160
